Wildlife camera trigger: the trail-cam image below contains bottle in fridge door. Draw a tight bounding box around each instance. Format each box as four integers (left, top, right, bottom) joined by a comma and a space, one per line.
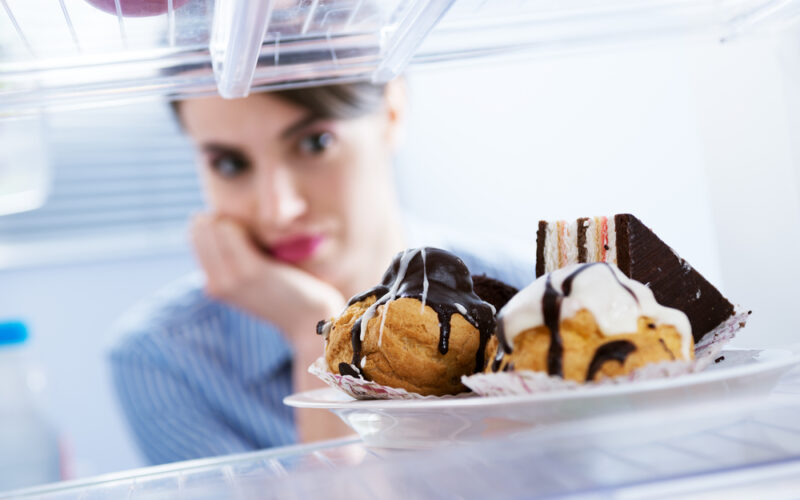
0, 320, 61, 492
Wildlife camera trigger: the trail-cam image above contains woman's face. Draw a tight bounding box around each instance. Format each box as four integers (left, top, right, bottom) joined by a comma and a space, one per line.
179, 88, 402, 286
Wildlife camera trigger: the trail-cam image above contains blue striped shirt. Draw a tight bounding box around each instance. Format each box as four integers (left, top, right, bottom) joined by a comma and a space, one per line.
110, 239, 532, 465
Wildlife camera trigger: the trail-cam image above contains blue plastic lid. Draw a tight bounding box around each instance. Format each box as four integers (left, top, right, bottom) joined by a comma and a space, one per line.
0, 321, 28, 346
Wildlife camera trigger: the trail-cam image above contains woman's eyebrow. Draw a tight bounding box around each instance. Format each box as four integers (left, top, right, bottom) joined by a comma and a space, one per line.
201, 143, 242, 156
281, 114, 320, 139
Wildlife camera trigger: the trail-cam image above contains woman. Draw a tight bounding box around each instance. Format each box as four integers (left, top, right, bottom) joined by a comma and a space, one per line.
110, 80, 530, 466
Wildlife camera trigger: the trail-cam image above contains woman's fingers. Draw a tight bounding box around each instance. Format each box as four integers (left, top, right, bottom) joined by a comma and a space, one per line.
191, 214, 245, 299
189, 214, 345, 331
212, 218, 262, 281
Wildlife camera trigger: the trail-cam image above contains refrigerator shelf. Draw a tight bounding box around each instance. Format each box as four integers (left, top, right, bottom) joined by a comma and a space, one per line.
3, 366, 800, 499
1, 0, 799, 115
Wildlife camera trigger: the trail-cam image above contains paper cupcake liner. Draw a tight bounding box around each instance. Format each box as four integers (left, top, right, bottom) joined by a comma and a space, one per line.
461, 308, 750, 397
308, 357, 476, 400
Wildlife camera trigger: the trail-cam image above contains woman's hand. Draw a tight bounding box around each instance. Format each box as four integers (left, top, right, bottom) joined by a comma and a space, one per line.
190, 214, 352, 443
190, 214, 345, 336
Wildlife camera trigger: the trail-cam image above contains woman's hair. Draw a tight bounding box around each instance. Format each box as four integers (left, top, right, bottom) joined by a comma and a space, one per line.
170, 82, 388, 125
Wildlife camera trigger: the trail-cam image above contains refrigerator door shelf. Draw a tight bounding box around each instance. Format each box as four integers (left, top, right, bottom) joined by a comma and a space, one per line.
0, 0, 798, 115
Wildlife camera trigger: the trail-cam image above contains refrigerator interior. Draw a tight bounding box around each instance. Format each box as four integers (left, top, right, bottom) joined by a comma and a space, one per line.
1, 0, 800, 489
2, 0, 800, 113
4, 364, 800, 499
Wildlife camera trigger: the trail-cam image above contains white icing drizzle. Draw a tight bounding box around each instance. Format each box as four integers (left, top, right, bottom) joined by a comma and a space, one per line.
359, 248, 417, 346
360, 356, 366, 368
377, 300, 390, 348
499, 263, 693, 359
452, 302, 478, 326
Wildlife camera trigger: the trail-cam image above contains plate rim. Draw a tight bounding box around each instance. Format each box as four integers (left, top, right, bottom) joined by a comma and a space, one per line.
284, 347, 800, 410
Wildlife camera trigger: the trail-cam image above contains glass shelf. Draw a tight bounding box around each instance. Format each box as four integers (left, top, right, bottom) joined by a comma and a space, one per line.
0, 0, 799, 115
3, 366, 800, 499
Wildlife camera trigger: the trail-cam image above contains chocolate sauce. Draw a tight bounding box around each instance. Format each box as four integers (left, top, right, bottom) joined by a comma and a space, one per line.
342, 248, 495, 379
536, 221, 547, 278
658, 338, 675, 360
586, 340, 636, 381
338, 362, 360, 378
543, 275, 564, 377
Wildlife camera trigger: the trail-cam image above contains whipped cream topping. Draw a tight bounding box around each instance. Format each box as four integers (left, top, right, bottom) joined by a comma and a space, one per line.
498, 263, 692, 359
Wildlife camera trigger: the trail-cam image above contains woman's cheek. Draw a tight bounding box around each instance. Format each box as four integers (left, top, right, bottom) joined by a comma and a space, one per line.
204, 180, 252, 220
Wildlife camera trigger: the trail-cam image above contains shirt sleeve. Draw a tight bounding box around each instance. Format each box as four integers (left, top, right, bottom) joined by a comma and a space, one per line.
110, 343, 253, 465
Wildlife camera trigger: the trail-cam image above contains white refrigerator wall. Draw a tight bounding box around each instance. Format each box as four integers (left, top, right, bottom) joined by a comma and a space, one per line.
0, 32, 799, 478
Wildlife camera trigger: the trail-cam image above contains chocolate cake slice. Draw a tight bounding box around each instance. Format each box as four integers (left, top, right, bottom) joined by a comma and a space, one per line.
536, 214, 734, 342
471, 274, 518, 313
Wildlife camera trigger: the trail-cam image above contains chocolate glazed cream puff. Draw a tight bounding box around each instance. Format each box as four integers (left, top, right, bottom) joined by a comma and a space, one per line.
317, 247, 505, 396
487, 263, 694, 383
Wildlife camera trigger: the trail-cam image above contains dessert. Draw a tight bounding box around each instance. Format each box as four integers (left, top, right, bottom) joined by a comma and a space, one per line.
487, 263, 694, 383
536, 214, 734, 341
317, 247, 498, 396
471, 274, 519, 313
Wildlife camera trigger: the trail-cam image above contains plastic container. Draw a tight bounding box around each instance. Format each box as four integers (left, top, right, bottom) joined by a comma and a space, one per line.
0, 115, 51, 216
3, 0, 798, 114
0, 321, 61, 493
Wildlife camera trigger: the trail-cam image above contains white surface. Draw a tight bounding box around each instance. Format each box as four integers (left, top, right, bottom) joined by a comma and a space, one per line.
285, 348, 800, 449
689, 31, 800, 351
399, 38, 723, 284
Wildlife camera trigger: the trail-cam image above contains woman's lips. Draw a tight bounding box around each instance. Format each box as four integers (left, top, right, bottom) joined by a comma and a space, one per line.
269, 234, 325, 263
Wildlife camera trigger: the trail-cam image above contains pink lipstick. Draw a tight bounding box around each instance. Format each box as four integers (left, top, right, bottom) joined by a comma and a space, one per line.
270, 235, 325, 263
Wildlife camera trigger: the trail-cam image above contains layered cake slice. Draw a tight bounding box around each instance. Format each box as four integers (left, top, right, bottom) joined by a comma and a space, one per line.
535, 214, 734, 342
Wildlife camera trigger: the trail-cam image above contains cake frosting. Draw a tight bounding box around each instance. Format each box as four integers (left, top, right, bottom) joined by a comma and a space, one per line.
495, 263, 693, 373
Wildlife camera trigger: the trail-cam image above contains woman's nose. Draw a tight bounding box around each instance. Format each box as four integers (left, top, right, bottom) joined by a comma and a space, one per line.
254, 165, 307, 226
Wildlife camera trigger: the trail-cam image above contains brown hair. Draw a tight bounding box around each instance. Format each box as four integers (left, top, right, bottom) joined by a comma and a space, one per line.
170, 82, 388, 126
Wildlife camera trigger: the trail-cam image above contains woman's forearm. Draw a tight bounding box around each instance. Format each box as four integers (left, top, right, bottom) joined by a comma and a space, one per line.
291, 337, 353, 443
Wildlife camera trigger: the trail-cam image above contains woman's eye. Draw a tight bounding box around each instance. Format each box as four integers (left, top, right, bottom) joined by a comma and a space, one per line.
211, 154, 249, 178
298, 132, 334, 156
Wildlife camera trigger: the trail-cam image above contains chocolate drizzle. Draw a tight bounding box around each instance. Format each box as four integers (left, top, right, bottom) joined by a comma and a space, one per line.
494, 263, 639, 378
536, 221, 547, 278
658, 338, 675, 360
586, 340, 636, 381
342, 248, 496, 379
542, 275, 564, 377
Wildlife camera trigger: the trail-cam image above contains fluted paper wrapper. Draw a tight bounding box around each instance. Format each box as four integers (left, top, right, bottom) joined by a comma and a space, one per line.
308, 357, 476, 400
461, 309, 750, 397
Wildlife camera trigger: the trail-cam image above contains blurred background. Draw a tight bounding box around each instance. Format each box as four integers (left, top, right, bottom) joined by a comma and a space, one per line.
1, 0, 799, 484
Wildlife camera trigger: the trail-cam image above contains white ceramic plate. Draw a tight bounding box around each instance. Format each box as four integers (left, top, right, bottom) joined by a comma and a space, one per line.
284, 348, 800, 449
